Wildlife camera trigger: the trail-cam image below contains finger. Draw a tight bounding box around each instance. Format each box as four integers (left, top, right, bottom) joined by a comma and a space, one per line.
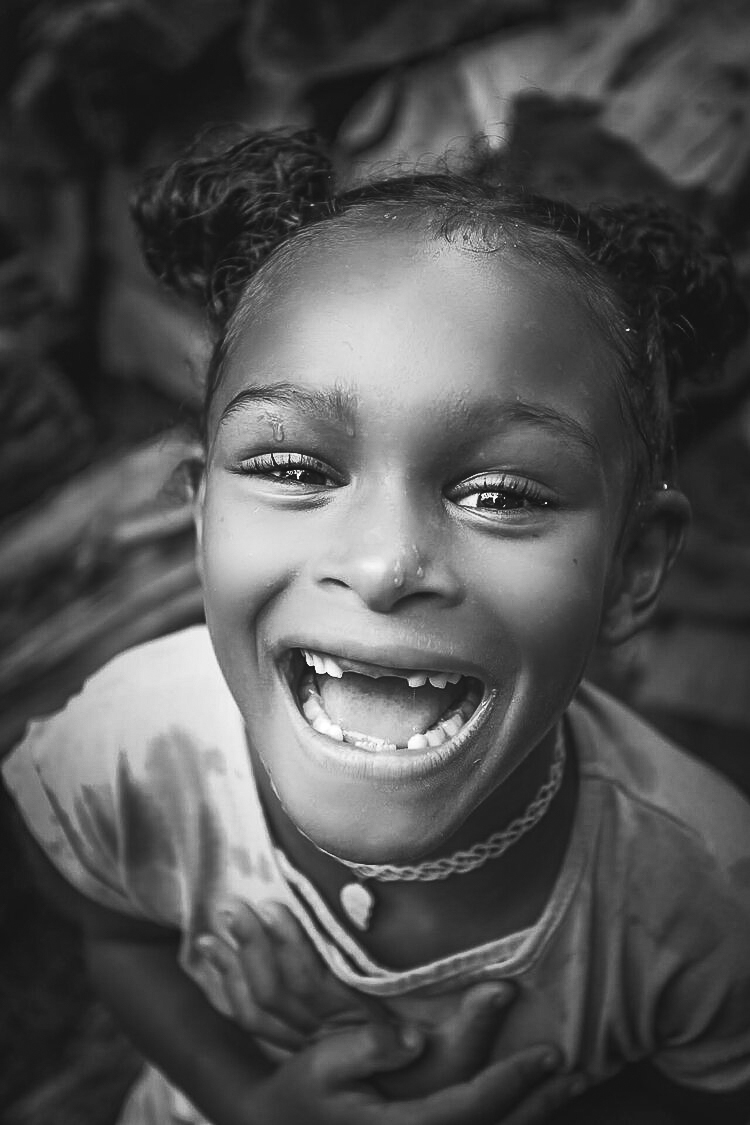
390, 1044, 563, 1125
256, 902, 326, 996
224, 905, 281, 1010
228, 904, 323, 1034
252, 902, 387, 1028
258, 903, 370, 1014
311, 1022, 424, 1088
308, 971, 389, 1026
440, 982, 516, 1079
196, 934, 306, 1048
197, 933, 256, 1022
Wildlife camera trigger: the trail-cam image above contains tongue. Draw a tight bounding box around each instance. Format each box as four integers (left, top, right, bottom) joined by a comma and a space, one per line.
319, 673, 457, 744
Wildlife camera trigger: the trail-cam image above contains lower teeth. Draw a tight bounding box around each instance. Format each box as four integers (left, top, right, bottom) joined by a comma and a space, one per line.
297, 670, 479, 751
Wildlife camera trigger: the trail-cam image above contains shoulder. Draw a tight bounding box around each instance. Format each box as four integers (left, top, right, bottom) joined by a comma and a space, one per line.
2, 626, 251, 919
566, 685, 750, 1098
569, 681, 750, 872
34, 624, 235, 737
3, 625, 245, 799
73, 624, 228, 706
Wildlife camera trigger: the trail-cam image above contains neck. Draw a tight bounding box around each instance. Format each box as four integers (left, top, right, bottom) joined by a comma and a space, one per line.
252, 728, 579, 967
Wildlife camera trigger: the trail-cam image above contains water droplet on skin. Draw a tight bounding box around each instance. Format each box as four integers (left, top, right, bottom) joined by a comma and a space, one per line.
392, 561, 405, 588
272, 422, 284, 442
415, 565, 425, 579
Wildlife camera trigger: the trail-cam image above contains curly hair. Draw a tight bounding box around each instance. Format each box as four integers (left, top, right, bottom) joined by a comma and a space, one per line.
131, 127, 748, 494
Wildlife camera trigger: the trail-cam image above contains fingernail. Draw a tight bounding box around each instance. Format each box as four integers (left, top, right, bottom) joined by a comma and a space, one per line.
217, 908, 236, 930
491, 983, 514, 1007
256, 901, 282, 928
399, 1024, 423, 1051
195, 934, 214, 955
540, 1048, 560, 1071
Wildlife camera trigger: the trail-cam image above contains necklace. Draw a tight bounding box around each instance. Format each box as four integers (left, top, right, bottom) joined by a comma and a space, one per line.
337, 727, 566, 931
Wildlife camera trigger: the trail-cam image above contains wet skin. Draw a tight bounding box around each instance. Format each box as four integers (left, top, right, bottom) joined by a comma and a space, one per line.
197, 229, 633, 868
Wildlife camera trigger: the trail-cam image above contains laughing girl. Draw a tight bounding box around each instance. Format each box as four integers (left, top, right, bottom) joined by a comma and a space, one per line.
4, 130, 750, 1124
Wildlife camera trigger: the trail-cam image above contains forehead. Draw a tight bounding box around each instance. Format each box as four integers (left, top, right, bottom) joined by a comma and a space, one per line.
213, 229, 625, 457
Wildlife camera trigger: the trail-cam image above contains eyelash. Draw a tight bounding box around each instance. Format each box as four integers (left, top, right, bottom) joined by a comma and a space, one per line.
237, 452, 338, 488
236, 454, 554, 516
449, 474, 553, 515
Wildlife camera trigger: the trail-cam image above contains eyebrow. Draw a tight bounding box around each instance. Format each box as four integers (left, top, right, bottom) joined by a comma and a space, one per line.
218, 383, 358, 430
457, 398, 602, 464
218, 382, 601, 463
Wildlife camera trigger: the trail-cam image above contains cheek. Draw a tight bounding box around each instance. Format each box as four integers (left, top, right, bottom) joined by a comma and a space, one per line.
472, 528, 610, 667
199, 494, 304, 611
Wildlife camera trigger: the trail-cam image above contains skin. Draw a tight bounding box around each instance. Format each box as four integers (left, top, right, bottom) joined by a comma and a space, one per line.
21, 221, 748, 1124
200, 901, 580, 1103
22, 821, 580, 1125
197, 226, 683, 881
187, 226, 750, 1125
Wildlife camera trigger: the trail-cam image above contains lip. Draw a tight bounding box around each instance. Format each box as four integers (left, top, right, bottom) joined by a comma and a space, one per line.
274, 643, 496, 781
276, 636, 490, 682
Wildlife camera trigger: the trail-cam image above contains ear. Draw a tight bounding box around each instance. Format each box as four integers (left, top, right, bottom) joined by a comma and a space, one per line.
599, 487, 690, 646
190, 460, 206, 584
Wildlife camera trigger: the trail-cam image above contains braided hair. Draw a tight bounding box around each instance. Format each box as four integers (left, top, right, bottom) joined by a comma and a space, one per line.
131, 128, 748, 492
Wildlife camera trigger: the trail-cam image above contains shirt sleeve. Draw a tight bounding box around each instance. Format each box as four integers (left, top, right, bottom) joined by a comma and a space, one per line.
3, 664, 164, 920
649, 832, 750, 1094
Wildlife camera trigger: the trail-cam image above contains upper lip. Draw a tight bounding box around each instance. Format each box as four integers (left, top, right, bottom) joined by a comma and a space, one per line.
276, 638, 488, 684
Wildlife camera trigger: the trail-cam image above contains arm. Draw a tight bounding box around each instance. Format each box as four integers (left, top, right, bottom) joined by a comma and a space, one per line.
23, 829, 276, 1125
23, 830, 579, 1125
203, 901, 750, 1122
202, 901, 584, 1106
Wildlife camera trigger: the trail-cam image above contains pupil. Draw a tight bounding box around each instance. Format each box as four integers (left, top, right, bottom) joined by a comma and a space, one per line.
478, 491, 519, 510
280, 468, 316, 482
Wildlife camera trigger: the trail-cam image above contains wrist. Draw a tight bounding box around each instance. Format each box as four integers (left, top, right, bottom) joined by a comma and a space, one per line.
186, 1033, 276, 1125
240, 1070, 292, 1125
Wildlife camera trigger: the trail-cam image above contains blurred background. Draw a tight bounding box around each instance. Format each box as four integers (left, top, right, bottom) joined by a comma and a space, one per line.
1, 1, 749, 1121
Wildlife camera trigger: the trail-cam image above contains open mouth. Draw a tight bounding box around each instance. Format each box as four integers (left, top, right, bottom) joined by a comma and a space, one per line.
287, 648, 485, 753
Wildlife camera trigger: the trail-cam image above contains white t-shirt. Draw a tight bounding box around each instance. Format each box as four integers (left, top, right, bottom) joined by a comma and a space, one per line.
4, 626, 750, 1124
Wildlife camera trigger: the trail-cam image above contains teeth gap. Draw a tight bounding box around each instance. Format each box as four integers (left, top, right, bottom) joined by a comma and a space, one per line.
293, 652, 483, 751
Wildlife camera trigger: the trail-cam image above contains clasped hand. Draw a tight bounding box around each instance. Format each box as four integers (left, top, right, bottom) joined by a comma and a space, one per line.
197, 902, 585, 1124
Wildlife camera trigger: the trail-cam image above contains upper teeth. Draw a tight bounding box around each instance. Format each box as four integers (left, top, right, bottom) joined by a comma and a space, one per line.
305, 651, 344, 678
297, 670, 481, 752
302, 649, 461, 688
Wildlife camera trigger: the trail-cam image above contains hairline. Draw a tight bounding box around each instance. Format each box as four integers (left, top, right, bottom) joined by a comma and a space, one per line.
206, 207, 648, 496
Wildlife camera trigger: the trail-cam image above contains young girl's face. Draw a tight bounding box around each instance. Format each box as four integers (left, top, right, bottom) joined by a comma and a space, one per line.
198, 228, 631, 862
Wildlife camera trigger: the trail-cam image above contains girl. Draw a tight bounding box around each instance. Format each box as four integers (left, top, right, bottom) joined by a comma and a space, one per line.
4, 129, 750, 1125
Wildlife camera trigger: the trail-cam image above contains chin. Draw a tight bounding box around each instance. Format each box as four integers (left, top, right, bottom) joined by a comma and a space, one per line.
223, 632, 555, 864
251, 653, 521, 865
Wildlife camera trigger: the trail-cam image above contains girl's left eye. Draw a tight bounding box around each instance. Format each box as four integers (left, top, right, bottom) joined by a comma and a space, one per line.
237, 452, 339, 488
449, 474, 554, 515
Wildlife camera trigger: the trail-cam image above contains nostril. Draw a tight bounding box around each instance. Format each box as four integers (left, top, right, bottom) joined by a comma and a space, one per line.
319, 576, 353, 592
315, 540, 463, 612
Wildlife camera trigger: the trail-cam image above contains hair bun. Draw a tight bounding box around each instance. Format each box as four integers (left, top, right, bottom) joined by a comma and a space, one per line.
591, 201, 748, 390
131, 128, 334, 325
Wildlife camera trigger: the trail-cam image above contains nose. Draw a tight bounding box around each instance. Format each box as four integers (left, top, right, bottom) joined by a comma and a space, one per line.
314, 485, 463, 614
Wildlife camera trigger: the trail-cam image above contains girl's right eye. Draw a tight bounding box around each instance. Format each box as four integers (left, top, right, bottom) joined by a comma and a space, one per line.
236, 452, 340, 489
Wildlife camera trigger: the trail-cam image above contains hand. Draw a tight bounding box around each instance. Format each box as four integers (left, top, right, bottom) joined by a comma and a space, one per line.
374, 980, 526, 1098
252, 1019, 583, 1125
373, 979, 585, 1114
197, 901, 389, 1049
199, 901, 586, 1120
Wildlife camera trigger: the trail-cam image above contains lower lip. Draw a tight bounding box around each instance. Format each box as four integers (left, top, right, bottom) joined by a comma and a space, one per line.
278, 658, 496, 782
